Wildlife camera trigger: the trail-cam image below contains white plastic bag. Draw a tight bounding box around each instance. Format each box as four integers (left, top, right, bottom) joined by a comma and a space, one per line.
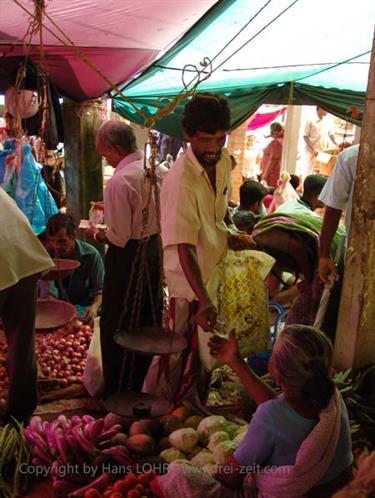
268, 171, 299, 213
82, 318, 104, 396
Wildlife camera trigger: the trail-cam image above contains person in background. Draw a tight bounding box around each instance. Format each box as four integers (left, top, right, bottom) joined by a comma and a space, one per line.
318, 144, 359, 284
242, 133, 262, 181
207, 325, 352, 498
260, 122, 284, 188
86, 121, 162, 396
45, 213, 104, 324
237, 179, 268, 217
253, 173, 346, 338
144, 93, 250, 403
289, 173, 301, 192
0, 187, 53, 423
266, 174, 328, 306
277, 174, 327, 215
232, 209, 257, 235
157, 132, 185, 162
232, 179, 267, 234
303, 106, 337, 175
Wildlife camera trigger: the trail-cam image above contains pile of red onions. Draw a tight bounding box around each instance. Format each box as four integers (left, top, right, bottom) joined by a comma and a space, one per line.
0, 342, 9, 385
36, 321, 93, 387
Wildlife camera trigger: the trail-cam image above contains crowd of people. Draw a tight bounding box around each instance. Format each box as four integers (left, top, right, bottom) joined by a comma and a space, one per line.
0, 93, 361, 496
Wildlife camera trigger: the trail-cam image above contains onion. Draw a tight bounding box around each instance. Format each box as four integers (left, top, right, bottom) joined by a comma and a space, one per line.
35, 321, 93, 388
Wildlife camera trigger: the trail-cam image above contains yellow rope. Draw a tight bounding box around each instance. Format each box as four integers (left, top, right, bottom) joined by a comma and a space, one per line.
34, 0, 45, 62
11, 0, 210, 129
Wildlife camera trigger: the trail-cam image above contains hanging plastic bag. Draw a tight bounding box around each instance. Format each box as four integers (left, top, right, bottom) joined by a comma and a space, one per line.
82, 318, 105, 397
15, 143, 58, 234
199, 250, 275, 371
268, 171, 299, 214
0, 150, 9, 185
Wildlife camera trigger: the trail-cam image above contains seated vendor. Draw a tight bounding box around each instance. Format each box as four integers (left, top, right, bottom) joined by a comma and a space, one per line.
208, 325, 353, 498
276, 174, 327, 215
44, 212, 104, 323
252, 173, 346, 338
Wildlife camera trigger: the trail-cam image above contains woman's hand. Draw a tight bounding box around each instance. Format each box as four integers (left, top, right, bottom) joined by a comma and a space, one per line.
209, 330, 241, 368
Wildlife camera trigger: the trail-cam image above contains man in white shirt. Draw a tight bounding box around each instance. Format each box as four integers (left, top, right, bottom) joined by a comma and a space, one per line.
86, 121, 162, 396
242, 133, 261, 181
303, 106, 337, 174
318, 144, 359, 283
144, 94, 248, 402
0, 188, 53, 423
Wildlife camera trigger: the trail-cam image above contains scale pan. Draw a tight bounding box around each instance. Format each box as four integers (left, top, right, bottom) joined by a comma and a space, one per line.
114, 326, 187, 355
35, 299, 76, 330
41, 259, 80, 281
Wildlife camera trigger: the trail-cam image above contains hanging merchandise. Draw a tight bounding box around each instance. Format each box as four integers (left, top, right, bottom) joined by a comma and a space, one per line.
0, 139, 19, 199
267, 172, 299, 214
5, 86, 39, 120
0, 141, 14, 185
15, 143, 58, 235
39, 78, 64, 149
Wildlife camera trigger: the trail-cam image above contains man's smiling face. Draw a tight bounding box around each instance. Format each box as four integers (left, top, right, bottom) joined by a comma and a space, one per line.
187, 129, 227, 167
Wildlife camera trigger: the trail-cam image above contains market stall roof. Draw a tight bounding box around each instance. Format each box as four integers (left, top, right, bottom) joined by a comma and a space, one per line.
0, 0, 218, 100
112, 0, 375, 136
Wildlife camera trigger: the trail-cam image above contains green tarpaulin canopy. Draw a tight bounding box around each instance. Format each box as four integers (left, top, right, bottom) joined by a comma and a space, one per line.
112, 0, 375, 137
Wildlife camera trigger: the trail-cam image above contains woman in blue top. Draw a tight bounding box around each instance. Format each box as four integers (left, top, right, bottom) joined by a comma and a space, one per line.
208, 325, 353, 498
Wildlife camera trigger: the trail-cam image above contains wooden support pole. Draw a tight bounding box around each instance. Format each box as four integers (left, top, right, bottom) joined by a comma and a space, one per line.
333, 31, 375, 370
281, 105, 302, 175
62, 98, 105, 221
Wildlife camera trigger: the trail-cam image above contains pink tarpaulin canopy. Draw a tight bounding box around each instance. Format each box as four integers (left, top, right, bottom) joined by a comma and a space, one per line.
247, 106, 287, 131
0, 0, 218, 100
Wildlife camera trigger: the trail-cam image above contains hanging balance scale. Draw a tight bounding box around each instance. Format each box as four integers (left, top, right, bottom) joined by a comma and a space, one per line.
103, 130, 187, 418
36, 258, 80, 330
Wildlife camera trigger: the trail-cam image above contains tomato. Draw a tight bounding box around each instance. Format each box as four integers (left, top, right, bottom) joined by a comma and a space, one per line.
109, 493, 123, 498
123, 474, 138, 488
134, 484, 145, 494
126, 490, 141, 498
113, 481, 129, 494
137, 474, 150, 487
144, 469, 156, 480
84, 490, 102, 498
102, 491, 113, 498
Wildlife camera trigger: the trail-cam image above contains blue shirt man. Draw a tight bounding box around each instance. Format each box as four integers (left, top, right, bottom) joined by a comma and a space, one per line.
45, 213, 104, 323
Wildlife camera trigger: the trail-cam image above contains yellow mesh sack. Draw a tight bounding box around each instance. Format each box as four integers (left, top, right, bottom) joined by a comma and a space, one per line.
199, 250, 274, 370
216, 250, 273, 357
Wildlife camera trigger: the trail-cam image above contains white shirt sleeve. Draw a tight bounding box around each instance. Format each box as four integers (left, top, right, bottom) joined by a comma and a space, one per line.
319, 150, 355, 212
303, 119, 312, 138
105, 178, 134, 247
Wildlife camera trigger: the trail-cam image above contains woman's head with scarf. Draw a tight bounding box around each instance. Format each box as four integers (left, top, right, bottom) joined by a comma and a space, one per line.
269, 325, 335, 412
